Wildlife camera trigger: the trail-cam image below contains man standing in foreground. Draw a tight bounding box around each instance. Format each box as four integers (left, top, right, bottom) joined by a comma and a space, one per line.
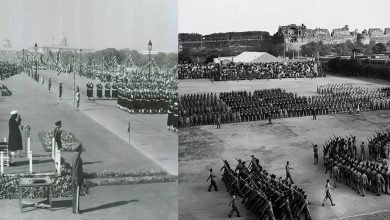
72, 144, 83, 214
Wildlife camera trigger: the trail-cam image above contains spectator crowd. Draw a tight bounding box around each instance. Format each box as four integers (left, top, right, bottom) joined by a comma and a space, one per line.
179, 61, 318, 81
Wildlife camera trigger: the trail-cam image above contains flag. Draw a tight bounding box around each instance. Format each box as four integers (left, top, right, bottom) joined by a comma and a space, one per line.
128, 121, 130, 133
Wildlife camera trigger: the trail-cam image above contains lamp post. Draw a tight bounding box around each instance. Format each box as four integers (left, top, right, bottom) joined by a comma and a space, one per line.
34, 43, 38, 81
22, 49, 25, 72
148, 40, 152, 81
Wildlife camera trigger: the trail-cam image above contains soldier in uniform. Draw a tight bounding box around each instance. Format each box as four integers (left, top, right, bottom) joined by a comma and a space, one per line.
59, 82, 63, 99
322, 179, 335, 206
285, 161, 294, 184
173, 101, 179, 132
361, 172, 368, 196
76, 87, 80, 110
72, 144, 83, 214
207, 168, 218, 192
48, 77, 52, 92
332, 164, 339, 188
313, 144, 319, 165
104, 82, 111, 99
228, 193, 241, 218
360, 142, 366, 161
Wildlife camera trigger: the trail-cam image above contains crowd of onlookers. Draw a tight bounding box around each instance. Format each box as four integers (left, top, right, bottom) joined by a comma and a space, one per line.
0, 61, 22, 80
179, 61, 318, 80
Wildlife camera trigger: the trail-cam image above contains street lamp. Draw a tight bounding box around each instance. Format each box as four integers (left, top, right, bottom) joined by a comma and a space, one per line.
34, 43, 38, 81
148, 40, 152, 81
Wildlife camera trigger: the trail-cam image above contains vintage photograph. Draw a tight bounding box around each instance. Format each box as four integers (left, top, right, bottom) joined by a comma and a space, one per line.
0, 0, 178, 219
178, 0, 390, 219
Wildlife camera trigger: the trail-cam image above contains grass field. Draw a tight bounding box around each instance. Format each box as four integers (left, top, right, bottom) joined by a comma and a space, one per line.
178, 75, 390, 220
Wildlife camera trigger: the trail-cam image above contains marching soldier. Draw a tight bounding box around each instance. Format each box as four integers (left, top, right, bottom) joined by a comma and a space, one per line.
48, 77, 52, 91
59, 82, 63, 99
285, 161, 294, 184
332, 164, 339, 188
361, 172, 368, 196
228, 193, 241, 218
322, 179, 335, 206
207, 168, 218, 192
313, 144, 319, 165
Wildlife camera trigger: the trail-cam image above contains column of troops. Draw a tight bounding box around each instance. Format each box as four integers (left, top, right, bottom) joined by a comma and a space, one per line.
117, 88, 175, 114
368, 131, 390, 161
179, 84, 390, 127
317, 84, 390, 111
221, 156, 311, 219
116, 70, 178, 115
322, 135, 390, 197
86, 82, 118, 99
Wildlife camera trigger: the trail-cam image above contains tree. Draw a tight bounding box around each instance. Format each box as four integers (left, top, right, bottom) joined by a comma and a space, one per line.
372, 43, 387, 54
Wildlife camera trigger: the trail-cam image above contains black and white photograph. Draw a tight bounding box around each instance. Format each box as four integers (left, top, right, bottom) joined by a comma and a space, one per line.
178, 0, 390, 219
0, 0, 178, 219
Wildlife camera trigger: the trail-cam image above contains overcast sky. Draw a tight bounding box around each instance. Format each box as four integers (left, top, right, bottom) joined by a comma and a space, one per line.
179, 0, 390, 35
0, 0, 177, 52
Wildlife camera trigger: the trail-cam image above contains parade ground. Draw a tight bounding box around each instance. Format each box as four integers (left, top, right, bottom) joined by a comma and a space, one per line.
179, 75, 390, 220
0, 71, 177, 219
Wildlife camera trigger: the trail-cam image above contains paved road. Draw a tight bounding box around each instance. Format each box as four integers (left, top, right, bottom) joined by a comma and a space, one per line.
1, 73, 164, 173
12, 70, 178, 175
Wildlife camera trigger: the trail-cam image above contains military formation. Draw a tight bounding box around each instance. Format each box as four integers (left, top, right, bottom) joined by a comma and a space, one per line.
322, 135, 390, 196
179, 83, 390, 127
117, 68, 178, 114
368, 130, 390, 161
86, 82, 118, 99
179, 61, 318, 81
179, 93, 231, 127
220, 156, 311, 219
317, 83, 390, 112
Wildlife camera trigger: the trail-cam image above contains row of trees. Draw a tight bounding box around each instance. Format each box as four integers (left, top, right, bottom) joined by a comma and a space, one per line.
326, 58, 390, 80
58, 49, 177, 68
180, 36, 389, 63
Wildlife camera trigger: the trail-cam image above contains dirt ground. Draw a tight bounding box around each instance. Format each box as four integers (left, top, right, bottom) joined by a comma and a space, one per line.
178, 75, 390, 220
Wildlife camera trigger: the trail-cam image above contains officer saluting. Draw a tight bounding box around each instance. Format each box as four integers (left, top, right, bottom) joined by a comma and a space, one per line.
54, 121, 62, 150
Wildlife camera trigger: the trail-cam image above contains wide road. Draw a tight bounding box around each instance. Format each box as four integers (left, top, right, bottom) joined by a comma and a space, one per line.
27, 69, 177, 175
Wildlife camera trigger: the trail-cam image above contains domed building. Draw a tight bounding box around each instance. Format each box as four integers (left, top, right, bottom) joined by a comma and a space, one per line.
2, 39, 11, 49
